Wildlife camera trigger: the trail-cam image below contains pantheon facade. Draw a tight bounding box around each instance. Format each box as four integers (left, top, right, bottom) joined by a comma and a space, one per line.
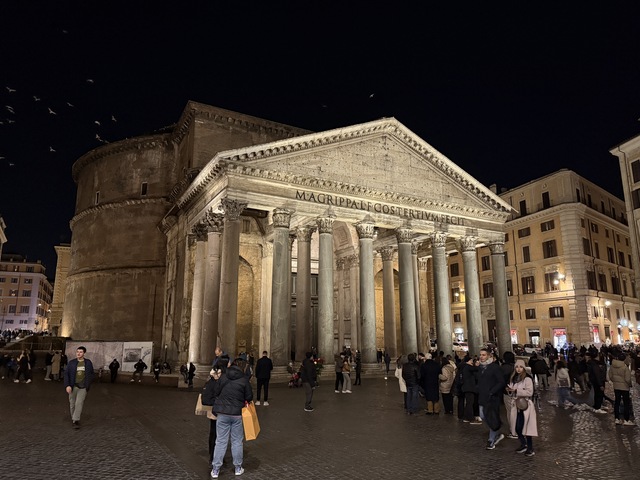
61, 102, 514, 365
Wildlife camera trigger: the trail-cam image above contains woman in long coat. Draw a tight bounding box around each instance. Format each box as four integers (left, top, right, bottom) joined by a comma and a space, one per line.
439, 356, 457, 414
507, 359, 538, 456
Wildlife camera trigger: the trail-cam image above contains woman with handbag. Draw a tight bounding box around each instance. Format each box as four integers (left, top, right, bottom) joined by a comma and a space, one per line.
506, 359, 538, 457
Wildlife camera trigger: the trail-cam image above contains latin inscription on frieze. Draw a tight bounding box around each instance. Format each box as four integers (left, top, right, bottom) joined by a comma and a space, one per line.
295, 190, 464, 226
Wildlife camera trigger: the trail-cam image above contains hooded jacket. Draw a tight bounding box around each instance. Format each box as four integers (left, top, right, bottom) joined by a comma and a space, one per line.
212, 365, 253, 416
608, 358, 631, 391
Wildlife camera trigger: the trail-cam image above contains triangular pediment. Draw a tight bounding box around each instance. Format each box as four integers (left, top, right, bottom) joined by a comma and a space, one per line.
214, 118, 512, 215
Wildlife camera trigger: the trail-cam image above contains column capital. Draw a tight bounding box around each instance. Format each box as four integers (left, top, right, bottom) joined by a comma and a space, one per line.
410, 240, 421, 255
336, 257, 346, 270
346, 253, 359, 268
378, 246, 396, 262
272, 208, 292, 228
355, 218, 376, 239
418, 258, 428, 269
488, 241, 505, 255
316, 214, 336, 234
191, 222, 208, 241
220, 198, 247, 221
289, 232, 296, 250
204, 210, 224, 233
457, 236, 478, 253
296, 226, 316, 242
429, 231, 448, 248
395, 226, 413, 244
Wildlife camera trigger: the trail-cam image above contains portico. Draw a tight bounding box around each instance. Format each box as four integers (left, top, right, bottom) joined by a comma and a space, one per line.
161, 117, 514, 365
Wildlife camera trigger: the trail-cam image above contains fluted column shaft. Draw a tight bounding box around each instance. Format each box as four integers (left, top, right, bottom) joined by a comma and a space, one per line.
379, 246, 398, 358
189, 223, 207, 363
295, 226, 314, 361
356, 218, 377, 363
431, 232, 453, 356
217, 198, 246, 358
490, 241, 511, 356
397, 226, 417, 354
199, 212, 224, 364
316, 214, 335, 360
459, 237, 482, 356
270, 208, 292, 366
411, 242, 423, 352
348, 255, 360, 349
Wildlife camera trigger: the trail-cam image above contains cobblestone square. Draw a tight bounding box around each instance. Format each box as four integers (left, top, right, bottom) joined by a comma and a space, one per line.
2, 373, 639, 479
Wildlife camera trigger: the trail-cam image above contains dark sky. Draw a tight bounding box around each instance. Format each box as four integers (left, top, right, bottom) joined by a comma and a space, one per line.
1, 1, 640, 278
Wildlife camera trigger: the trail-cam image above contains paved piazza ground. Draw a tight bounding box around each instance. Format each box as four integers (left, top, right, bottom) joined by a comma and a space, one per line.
2, 372, 639, 480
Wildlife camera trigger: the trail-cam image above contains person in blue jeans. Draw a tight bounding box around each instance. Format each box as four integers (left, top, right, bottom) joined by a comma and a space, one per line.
210, 358, 253, 478
402, 353, 421, 414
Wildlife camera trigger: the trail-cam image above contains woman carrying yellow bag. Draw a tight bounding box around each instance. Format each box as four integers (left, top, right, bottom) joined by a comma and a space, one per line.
210, 358, 253, 478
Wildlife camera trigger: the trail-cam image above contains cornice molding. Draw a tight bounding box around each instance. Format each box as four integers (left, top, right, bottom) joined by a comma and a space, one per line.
70, 197, 170, 229
177, 160, 509, 222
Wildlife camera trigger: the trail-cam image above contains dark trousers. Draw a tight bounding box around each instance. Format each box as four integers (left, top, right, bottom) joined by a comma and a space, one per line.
208, 419, 217, 462
303, 382, 314, 408
335, 372, 343, 391
355, 371, 361, 385
442, 392, 454, 413
457, 393, 465, 419
614, 389, 631, 421
516, 410, 533, 450
257, 378, 270, 401
593, 387, 605, 410
110, 370, 117, 383
464, 392, 478, 421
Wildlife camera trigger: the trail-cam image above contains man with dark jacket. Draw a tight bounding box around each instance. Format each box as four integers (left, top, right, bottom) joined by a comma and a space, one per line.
419, 353, 442, 414
64, 346, 94, 429
460, 356, 481, 424
210, 359, 253, 478
587, 353, 607, 413
301, 352, 318, 412
109, 358, 120, 383
255, 351, 273, 406
530, 354, 550, 390
477, 348, 505, 450
402, 353, 421, 414
131, 359, 147, 383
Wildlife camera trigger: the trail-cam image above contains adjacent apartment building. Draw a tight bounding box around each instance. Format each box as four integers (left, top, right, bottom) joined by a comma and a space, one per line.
447, 169, 638, 349
0, 254, 53, 332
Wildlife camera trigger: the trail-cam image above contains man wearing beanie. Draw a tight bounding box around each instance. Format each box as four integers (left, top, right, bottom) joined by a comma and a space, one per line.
477, 347, 505, 449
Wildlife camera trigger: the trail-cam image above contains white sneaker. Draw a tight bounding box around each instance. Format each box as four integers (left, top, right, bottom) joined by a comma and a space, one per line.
345, 390, 352, 393
615, 418, 623, 425
255, 401, 260, 406
44, 378, 52, 381
334, 390, 339, 393
475, 416, 482, 422
263, 401, 269, 406
593, 409, 607, 414
26, 379, 32, 384
13, 379, 19, 383
342, 391, 346, 393
623, 420, 636, 426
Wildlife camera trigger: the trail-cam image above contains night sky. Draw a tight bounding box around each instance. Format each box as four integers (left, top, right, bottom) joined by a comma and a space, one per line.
1, 1, 640, 278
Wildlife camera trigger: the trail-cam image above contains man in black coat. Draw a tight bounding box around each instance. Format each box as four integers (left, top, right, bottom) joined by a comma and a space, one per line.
109, 358, 120, 383
301, 352, 318, 412
477, 348, 505, 450
255, 351, 273, 406
402, 353, 421, 414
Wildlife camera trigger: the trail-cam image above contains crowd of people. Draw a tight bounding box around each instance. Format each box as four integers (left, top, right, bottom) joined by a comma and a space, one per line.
394, 342, 640, 457
0, 348, 67, 382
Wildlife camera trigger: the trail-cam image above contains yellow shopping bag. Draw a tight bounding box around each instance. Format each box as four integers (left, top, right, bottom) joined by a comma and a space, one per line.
242, 401, 260, 440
